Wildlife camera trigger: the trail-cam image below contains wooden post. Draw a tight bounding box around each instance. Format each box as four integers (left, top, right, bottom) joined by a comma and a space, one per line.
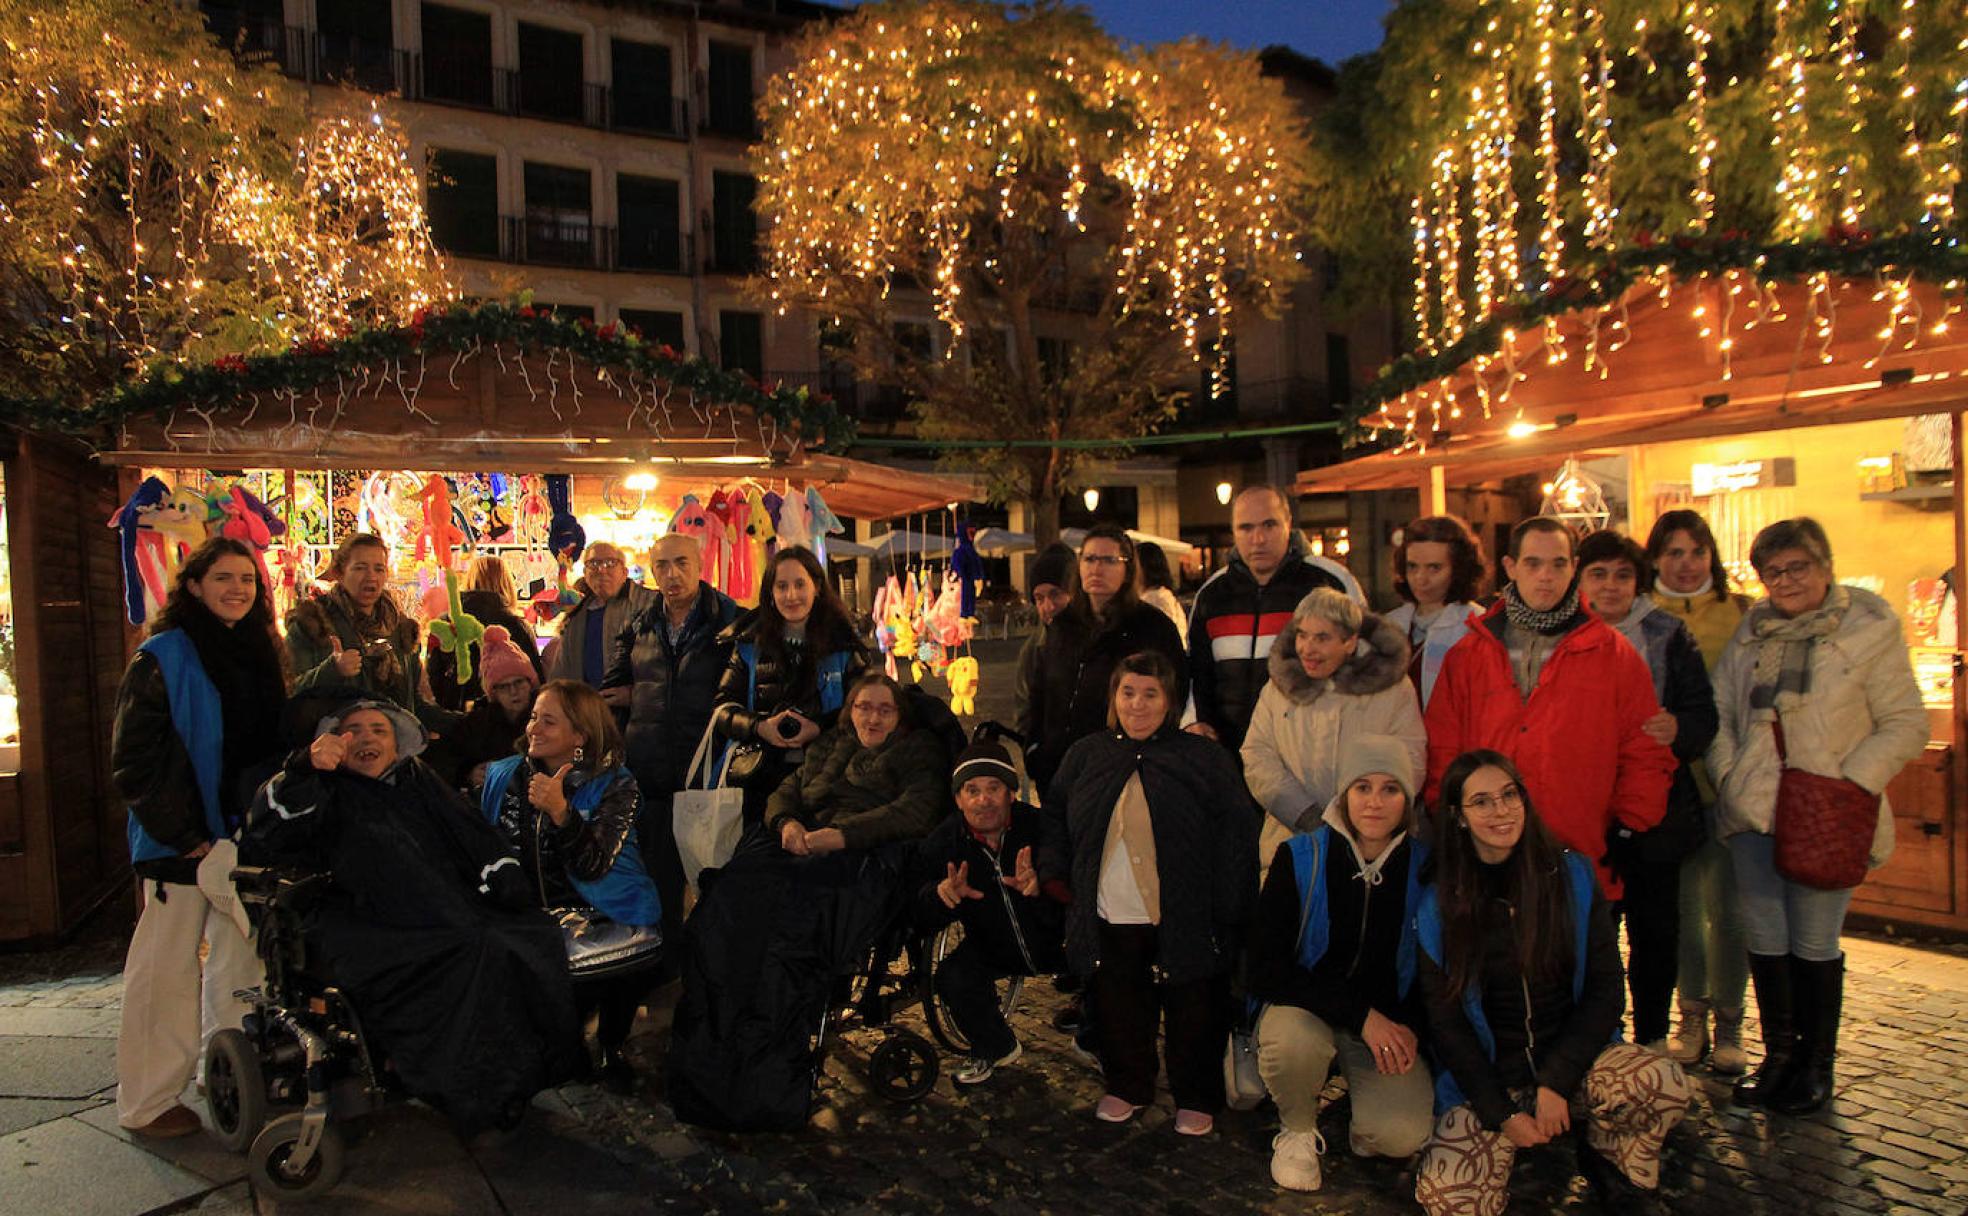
1424, 465, 1448, 516
1951, 411, 1967, 922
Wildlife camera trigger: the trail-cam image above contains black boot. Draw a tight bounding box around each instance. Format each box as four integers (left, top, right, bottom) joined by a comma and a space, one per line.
1771, 955, 1842, 1116
1575, 1124, 1664, 1215
1733, 953, 1796, 1107
598, 1046, 636, 1096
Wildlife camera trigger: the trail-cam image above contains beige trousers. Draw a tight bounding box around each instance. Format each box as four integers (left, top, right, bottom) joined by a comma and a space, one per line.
115, 878, 261, 1128
1256, 1003, 1435, 1158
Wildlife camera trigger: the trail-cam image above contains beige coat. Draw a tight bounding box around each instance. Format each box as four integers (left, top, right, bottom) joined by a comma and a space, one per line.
1708, 587, 1928, 865
1242, 613, 1425, 880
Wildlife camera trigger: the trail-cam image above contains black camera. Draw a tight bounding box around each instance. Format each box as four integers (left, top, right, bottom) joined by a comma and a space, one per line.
776, 714, 803, 740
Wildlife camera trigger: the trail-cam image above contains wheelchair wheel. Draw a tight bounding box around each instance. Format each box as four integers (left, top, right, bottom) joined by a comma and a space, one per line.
248, 1112, 345, 1201
868, 1030, 938, 1104
205, 1028, 267, 1153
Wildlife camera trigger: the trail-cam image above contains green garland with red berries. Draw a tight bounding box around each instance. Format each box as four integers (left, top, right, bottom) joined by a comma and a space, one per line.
1, 299, 855, 451
1353, 227, 1968, 425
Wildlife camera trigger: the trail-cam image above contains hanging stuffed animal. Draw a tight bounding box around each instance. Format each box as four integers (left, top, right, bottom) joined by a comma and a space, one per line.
530, 550, 582, 625
544, 473, 585, 563
108, 476, 174, 625
928, 567, 971, 648
216, 483, 286, 595
950, 522, 985, 619
705, 489, 736, 596
775, 486, 812, 551
413, 475, 468, 569
738, 485, 776, 607
805, 487, 844, 564
947, 655, 980, 716
873, 573, 904, 679
426, 568, 487, 685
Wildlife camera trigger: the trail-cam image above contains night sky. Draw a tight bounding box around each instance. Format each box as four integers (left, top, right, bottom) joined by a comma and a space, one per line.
834, 1, 1394, 66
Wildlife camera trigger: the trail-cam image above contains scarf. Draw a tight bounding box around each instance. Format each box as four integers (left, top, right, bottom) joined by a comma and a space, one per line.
1503, 581, 1585, 636
327, 586, 407, 690
175, 601, 286, 817
1653, 575, 1714, 601
1746, 583, 1849, 715
1610, 594, 1657, 652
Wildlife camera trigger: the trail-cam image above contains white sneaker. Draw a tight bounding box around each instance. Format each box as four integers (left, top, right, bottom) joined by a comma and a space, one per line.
1270, 1129, 1326, 1192
954, 1041, 1021, 1086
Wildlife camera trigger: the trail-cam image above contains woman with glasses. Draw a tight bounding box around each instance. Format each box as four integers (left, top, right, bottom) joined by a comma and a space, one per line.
764, 672, 949, 855
1027, 525, 1187, 796
1708, 517, 1926, 1115
1415, 750, 1689, 1215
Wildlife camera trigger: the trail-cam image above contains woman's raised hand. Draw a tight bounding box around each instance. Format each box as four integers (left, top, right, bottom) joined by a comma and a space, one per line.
528, 763, 574, 823
328, 636, 363, 679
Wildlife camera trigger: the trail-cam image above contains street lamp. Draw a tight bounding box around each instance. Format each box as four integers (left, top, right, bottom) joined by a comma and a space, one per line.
1083, 487, 1100, 512
1215, 481, 1233, 506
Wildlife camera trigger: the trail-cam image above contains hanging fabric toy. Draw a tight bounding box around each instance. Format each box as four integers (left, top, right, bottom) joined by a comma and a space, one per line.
545, 473, 585, 563
108, 476, 173, 625
776, 486, 812, 551
950, 522, 985, 619
947, 656, 980, 716
414, 474, 468, 569
530, 550, 583, 625
217, 483, 286, 596
426, 568, 487, 685
739, 485, 776, 608
805, 487, 844, 564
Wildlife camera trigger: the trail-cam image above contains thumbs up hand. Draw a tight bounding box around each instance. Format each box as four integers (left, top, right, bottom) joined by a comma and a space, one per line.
528, 762, 574, 824
329, 636, 363, 679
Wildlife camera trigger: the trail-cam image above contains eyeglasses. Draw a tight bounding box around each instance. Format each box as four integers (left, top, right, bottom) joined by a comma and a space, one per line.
586, 558, 624, 570
851, 701, 899, 718
1080, 554, 1126, 568
489, 679, 534, 697
1759, 559, 1817, 586
1461, 785, 1525, 816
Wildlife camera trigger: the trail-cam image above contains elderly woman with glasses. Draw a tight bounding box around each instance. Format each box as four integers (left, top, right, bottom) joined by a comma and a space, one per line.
1414, 751, 1689, 1216
1708, 517, 1926, 1116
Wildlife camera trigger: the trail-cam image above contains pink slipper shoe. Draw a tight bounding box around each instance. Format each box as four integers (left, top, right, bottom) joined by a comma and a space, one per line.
1173, 1109, 1215, 1136
1095, 1094, 1144, 1123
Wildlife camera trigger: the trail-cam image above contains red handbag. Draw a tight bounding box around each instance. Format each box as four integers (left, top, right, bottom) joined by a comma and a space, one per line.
1771, 720, 1879, 890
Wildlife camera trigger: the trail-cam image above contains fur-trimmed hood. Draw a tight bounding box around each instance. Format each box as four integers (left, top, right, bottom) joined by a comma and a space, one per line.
1266, 611, 1410, 704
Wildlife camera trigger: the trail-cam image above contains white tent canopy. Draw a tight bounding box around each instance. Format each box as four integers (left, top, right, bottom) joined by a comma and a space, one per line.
869, 530, 955, 558
971, 527, 1194, 557
1061, 527, 1194, 556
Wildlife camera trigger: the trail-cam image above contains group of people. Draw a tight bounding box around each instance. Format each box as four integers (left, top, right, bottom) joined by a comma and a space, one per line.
106, 484, 1927, 1213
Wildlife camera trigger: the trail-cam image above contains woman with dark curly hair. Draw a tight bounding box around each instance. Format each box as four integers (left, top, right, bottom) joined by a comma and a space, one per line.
1385, 515, 1488, 708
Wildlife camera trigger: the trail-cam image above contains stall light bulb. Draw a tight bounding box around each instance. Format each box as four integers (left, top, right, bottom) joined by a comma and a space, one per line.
1215, 481, 1233, 506
1083, 487, 1101, 511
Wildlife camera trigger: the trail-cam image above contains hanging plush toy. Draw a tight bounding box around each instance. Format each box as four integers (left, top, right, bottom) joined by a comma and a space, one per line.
426, 568, 487, 685
544, 474, 585, 564
738, 485, 776, 607
805, 487, 844, 564
108, 476, 173, 625
928, 567, 971, 648
217, 483, 286, 595
775, 487, 812, 551
414, 474, 468, 569
947, 656, 980, 716
950, 523, 985, 618
873, 573, 904, 679
530, 550, 582, 625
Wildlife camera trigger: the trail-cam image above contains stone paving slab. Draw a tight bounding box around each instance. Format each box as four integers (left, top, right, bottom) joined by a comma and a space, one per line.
263, 1104, 502, 1215
0, 1005, 121, 1038
0, 1094, 106, 1137
0, 1034, 118, 1100
76, 1094, 249, 1187
0, 1115, 215, 1216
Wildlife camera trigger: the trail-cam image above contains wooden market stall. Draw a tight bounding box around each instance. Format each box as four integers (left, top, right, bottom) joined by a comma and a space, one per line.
1297, 273, 1968, 933
0, 316, 972, 944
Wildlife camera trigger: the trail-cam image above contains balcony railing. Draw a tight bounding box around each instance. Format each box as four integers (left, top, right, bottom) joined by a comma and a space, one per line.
703, 225, 762, 275
617, 231, 693, 275
500, 216, 614, 270
699, 106, 762, 141
609, 94, 689, 139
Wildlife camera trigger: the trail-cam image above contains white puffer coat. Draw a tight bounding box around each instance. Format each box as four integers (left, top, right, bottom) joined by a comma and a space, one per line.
1708, 587, 1928, 865
1241, 612, 1426, 835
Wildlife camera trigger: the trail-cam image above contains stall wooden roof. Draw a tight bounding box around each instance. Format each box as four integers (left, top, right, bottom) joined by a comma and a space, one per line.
96, 349, 974, 518
1298, 275, 1968, 494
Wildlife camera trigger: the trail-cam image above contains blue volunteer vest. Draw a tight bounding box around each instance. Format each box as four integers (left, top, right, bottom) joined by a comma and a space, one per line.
126, 630, 228, 864
1415, 849, 1604, 1114
716, 641, 851, 782
479, 756, 663, 927
1286, 827, 1427, 999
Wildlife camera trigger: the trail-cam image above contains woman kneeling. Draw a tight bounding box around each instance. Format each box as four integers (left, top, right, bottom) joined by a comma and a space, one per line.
1415, 751, 1689, 1216
1249, 735, 1434, 1192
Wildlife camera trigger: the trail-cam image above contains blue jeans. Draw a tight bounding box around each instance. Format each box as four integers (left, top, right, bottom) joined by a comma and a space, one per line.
1728, 832, 1853, 961
1676, 836, 1749, 1006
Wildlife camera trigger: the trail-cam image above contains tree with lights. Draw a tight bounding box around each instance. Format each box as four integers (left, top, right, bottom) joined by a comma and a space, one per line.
1302, 0, 1967, 436
0, 0, 452, 409
754, 0, 1315, 542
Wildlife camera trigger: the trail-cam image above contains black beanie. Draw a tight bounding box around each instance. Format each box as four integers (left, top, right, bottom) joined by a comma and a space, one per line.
1029, 542, 1076, 598
951, 740, 1019, 796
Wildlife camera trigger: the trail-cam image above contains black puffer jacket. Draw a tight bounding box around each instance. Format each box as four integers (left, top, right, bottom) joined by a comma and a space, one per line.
1037, 723, 1257, 985
914, 803, 1066, 975
1027, 600, 1186, 794
763, 724, 949, 849
710, 610, 869, 743
1186, 534, 1345, 748
604, 583, 739, 794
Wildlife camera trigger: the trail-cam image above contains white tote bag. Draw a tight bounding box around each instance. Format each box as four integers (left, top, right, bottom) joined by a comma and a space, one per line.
672, 721, 747, 890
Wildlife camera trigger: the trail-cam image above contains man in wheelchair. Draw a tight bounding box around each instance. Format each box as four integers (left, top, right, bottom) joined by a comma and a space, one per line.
239, 700, 585, 1138
914, 740, 1065, 1085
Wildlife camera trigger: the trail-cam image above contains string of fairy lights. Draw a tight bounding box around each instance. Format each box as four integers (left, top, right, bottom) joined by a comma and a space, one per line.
1367, 0, 1968, 446
753, 2, 1307, 392
4, 7, 452, 389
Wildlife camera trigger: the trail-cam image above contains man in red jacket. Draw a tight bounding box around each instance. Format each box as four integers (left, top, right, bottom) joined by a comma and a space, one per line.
1423, 518, 1674, 897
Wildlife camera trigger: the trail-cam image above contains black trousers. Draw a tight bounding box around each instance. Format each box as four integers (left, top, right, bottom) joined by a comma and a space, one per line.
1615, 858, 1681, 1044
1089, 920, 1228, 1111
633, 789, 686, 953
576, 970, 655, 1051
934, 939, 1022, 1060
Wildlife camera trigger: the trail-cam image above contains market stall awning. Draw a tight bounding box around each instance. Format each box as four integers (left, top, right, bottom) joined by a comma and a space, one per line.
792, 454, 977, 520
1300, 275, 1968, 495
1061, 527, 1195, 556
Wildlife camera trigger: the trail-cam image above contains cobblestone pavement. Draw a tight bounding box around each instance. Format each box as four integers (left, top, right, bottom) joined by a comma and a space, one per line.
4, 641, 1966, 1212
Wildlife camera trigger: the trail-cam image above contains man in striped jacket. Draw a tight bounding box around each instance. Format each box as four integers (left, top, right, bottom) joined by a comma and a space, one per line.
1184, 486, 1349, 751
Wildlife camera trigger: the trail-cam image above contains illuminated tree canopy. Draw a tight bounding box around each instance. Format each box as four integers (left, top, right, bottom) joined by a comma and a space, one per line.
754, 0, 1315, 540
0, 0, 453, 409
